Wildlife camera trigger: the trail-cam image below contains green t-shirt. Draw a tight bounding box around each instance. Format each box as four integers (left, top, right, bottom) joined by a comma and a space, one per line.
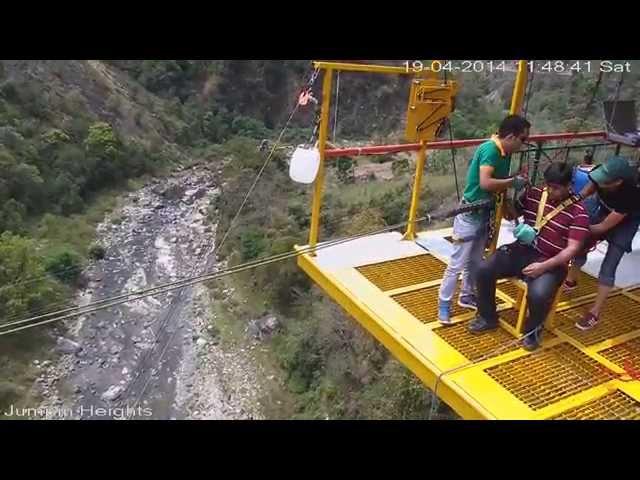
462, 140, 511, 204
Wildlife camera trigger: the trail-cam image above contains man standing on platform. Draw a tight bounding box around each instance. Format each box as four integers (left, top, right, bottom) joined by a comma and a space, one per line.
438, 115, 530, 325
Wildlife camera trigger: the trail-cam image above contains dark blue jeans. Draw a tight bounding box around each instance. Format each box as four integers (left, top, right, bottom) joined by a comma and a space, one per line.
574, 205, 640, 287
476, 243, 567, 334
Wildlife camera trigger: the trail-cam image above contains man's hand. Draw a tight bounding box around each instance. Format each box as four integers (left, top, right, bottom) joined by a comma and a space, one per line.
522, 262, 547, 278
512, 174, 529, 192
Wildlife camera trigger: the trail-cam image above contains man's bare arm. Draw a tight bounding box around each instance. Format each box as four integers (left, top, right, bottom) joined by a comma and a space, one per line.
479, 165, 515, 192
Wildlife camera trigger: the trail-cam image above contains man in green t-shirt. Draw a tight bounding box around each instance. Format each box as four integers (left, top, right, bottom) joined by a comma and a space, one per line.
438, 115, 531, 325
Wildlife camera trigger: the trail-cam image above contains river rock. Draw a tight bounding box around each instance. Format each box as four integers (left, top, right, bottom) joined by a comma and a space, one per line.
101, 385, 124, 402
56, 337, 82, 355
247, 314, 280, 340
159, 183, 186, 201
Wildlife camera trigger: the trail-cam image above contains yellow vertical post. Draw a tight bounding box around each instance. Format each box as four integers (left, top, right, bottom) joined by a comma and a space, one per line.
487, 60, 529, 254
403, 141, 427, 240
509, 60, 530, 117
308, 69, 334, 255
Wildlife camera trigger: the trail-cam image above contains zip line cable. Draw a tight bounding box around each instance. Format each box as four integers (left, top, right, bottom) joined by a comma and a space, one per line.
0, 200, 494, 337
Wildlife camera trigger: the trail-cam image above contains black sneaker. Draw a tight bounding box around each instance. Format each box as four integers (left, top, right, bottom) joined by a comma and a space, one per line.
468, 316, 498, 334
522, 328, 542, 351
458, 294, 478, 311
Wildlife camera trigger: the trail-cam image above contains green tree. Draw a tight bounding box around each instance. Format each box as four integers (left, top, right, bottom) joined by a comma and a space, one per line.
44, 249, 83, 285
0, 199, 26, 233
0, 232, 63, 322
84, 122, 124, 188
84, 122, 120, 159
0, 148, 43, 211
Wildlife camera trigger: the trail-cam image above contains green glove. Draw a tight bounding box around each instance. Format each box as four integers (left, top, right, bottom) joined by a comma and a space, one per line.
513, 223, 537, 245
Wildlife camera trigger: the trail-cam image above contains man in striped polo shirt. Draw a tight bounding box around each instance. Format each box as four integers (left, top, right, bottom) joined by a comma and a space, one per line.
468, 162, 590, 351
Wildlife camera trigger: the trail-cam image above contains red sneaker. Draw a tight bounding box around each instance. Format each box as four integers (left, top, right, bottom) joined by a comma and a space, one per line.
563, 279, 578, 292
575, 312, 599, 331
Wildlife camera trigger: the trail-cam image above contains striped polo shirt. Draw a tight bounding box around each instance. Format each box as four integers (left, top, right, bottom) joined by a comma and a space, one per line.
520, 186, 591, 259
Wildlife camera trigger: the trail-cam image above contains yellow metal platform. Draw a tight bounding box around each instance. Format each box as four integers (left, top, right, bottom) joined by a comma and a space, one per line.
296, 228, 640, 420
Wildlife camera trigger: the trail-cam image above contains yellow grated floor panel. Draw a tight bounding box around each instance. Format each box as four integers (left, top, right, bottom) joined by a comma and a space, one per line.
552, 390, 640, 420
391, 283, 468, 323
555, 295, 640, 346
485, 343, 614, 410
598, 336, 640, 370
356, 254, 446, 292
391, 282, 510, 324
499, 308, 519, 328
433, 322, 520, 361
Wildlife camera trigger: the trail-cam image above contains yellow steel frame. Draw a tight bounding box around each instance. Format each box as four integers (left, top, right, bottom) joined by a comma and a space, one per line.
296, 238, 640, 419
307, 60, 527, 253
296, 246, 492, 419
307, 61, 456, 251
297, 62, 640, 419
512, 279, 564, 334
308, 68, 333, 254
312, 62, 417, 75
403, 142, 427, 240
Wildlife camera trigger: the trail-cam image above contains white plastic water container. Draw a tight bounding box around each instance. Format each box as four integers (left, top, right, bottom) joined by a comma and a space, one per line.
289, 146, 320, 184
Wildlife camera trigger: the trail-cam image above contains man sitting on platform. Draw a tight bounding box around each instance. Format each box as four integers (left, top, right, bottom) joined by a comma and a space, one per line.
468, 162, 590, 351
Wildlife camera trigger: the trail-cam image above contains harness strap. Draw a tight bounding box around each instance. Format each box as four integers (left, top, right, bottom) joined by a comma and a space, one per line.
534, 188, 581, 232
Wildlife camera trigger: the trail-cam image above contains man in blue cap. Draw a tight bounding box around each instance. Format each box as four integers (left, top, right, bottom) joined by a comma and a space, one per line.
565, 155, 640, 330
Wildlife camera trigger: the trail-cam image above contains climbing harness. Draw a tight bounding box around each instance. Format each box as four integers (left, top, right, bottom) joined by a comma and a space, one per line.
534, 188, 582, 232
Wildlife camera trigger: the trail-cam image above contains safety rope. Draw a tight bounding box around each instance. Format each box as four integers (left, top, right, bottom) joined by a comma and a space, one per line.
217, 69, 320, 253
443, 70, 460, 202
602, 71, 625, 134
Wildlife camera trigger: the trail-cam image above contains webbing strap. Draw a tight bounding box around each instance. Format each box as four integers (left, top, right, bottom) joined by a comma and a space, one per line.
534, 188, 581, 231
